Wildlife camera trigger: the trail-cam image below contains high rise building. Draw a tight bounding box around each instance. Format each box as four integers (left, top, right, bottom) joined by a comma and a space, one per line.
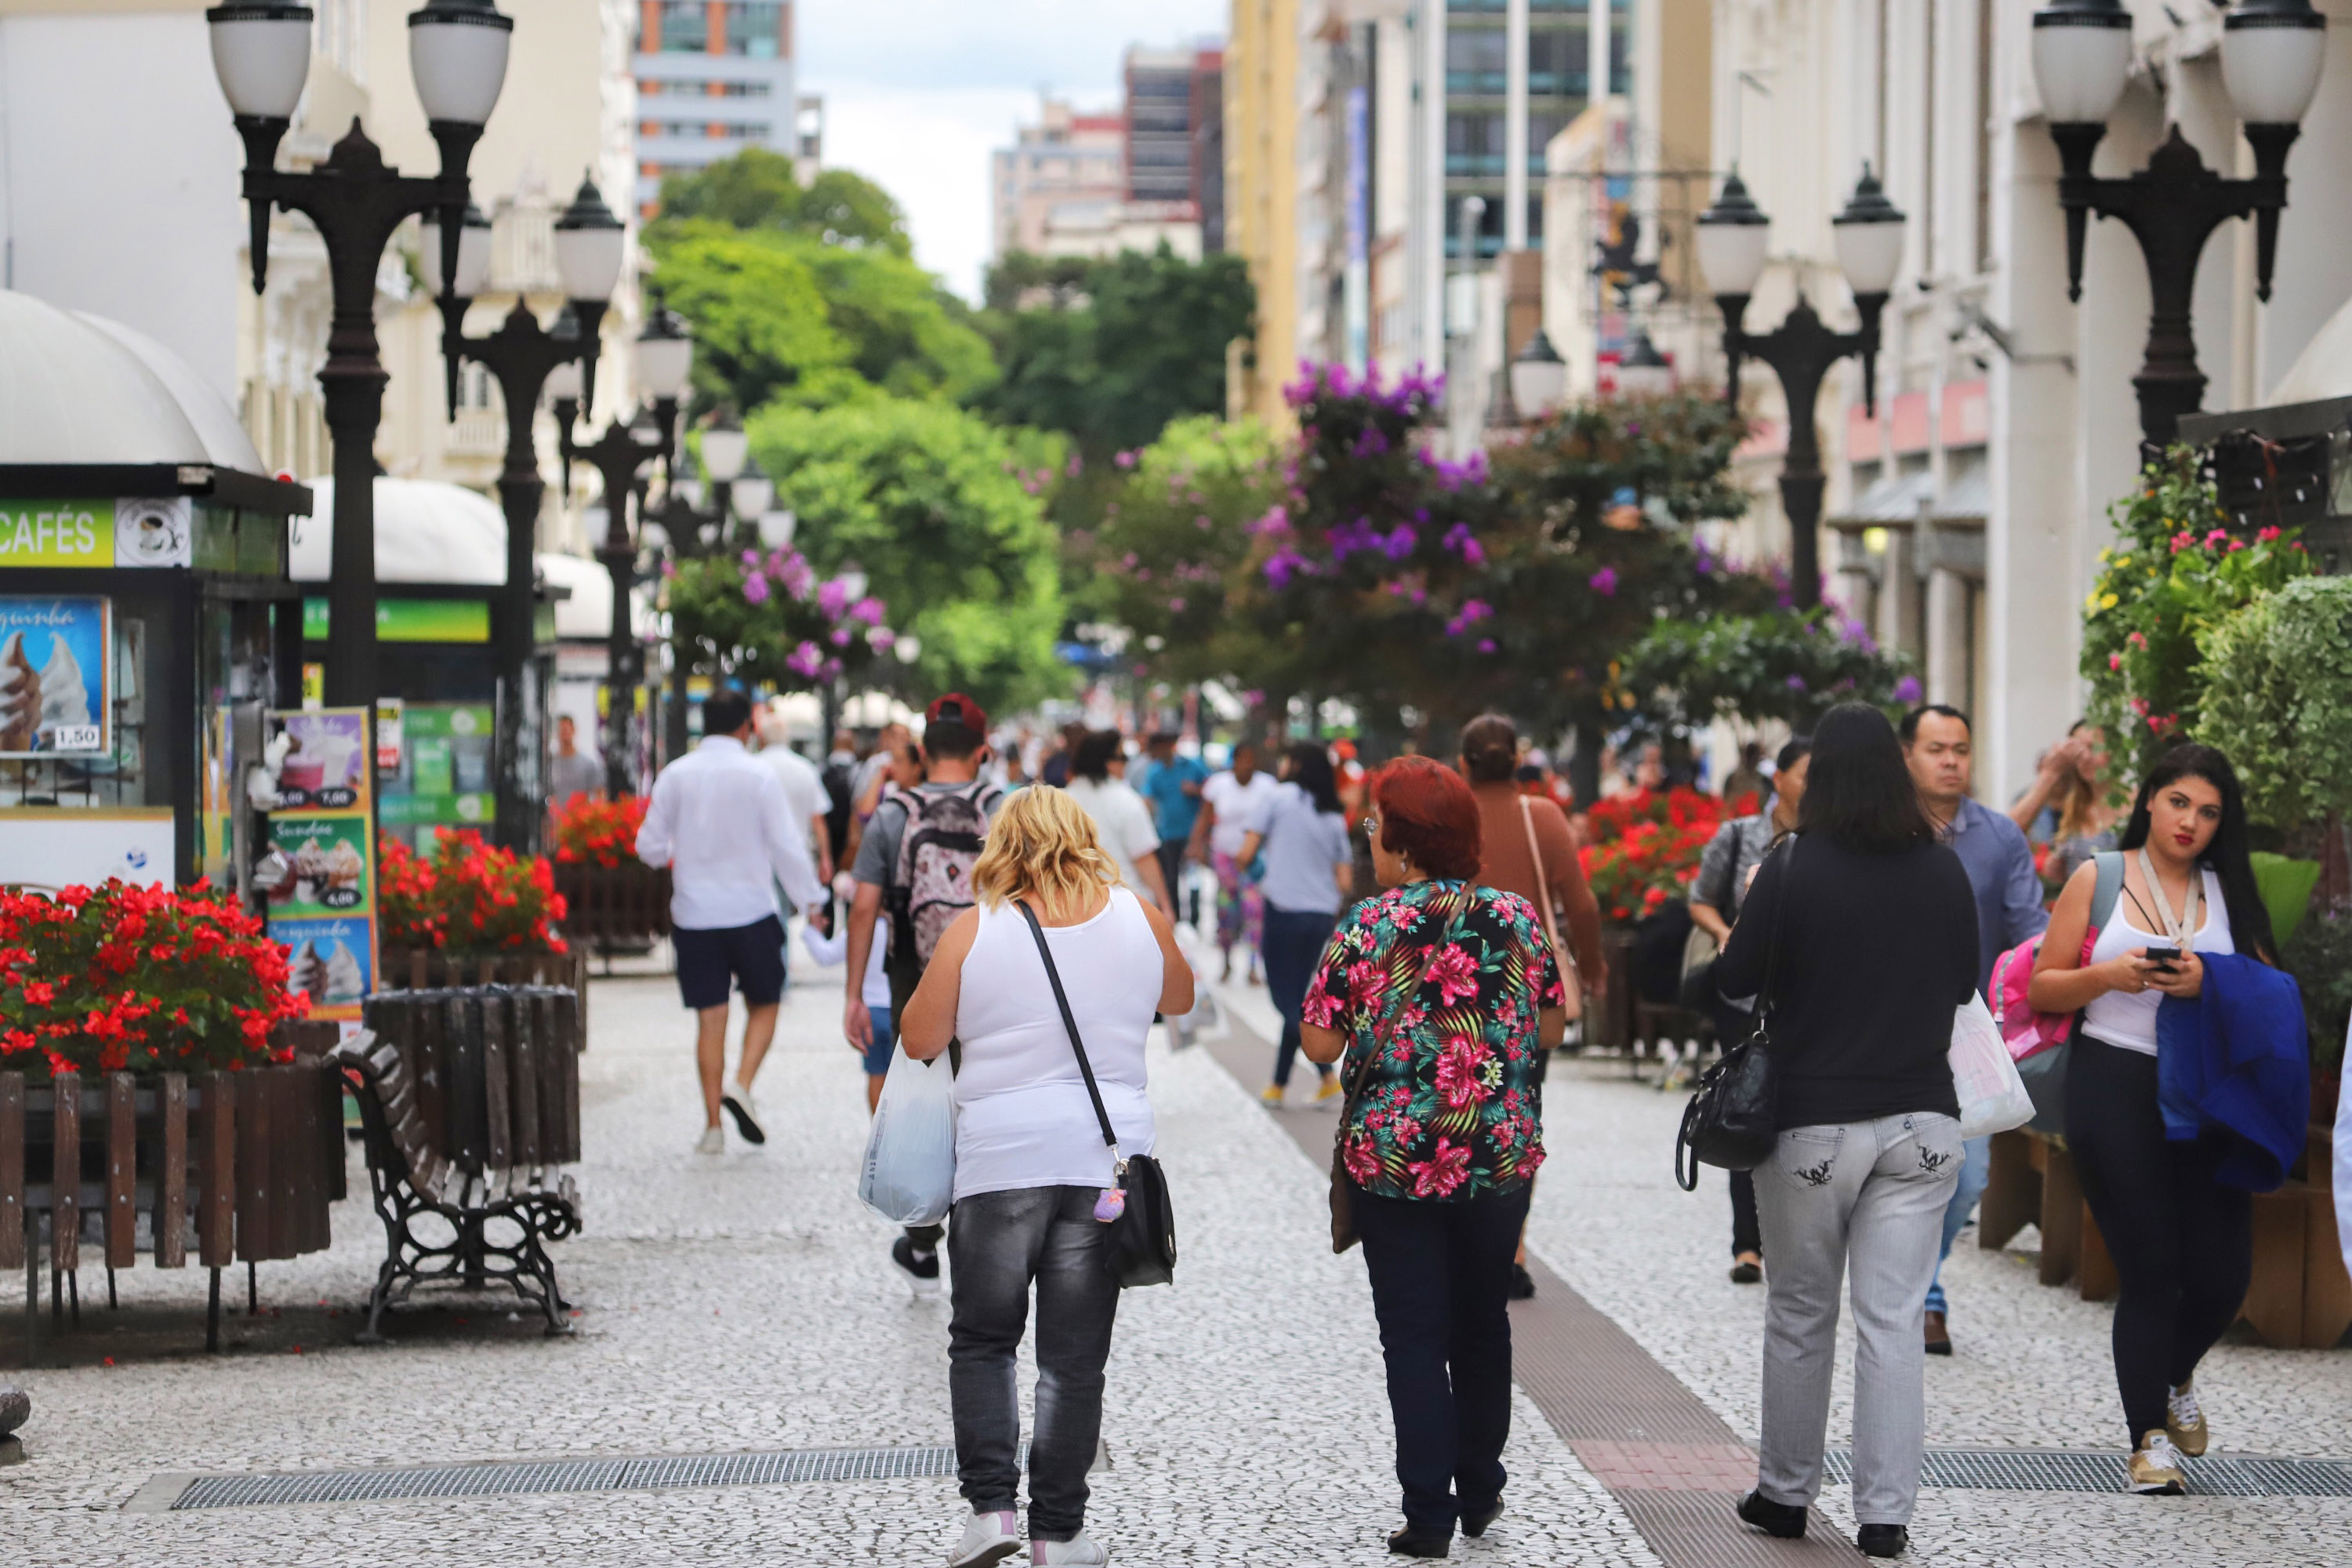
991, 99, 1131, 260
634, 0, 799, 216
991, 49, 1222, 270
1225, 0, 1301, 426
1124, 42, 1225, 251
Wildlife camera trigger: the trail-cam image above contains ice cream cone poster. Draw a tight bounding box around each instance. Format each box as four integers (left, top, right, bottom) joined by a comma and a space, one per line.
265, 814, 372, 916
267, 915, 372, 1018
0, 596, 111, 757
269, 708, 371, 813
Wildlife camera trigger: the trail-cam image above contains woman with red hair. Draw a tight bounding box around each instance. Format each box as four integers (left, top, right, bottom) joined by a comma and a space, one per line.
1298, 755, 1570, 1558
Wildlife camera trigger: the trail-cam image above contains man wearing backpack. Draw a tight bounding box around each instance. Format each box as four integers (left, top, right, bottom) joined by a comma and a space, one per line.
844, 693, 1004, 1295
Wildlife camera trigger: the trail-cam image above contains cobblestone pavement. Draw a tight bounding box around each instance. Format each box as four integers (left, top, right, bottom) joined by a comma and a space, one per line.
3, 958, 1657, 1566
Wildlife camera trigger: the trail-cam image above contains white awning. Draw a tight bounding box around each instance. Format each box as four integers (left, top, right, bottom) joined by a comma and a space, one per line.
0, 289, 207, 464
2267, 295, 2352, 406
536, 550, 652, 640
291, 478, 506, 584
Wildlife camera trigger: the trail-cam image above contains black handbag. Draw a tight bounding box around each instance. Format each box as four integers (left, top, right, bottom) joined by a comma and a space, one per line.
1674, 837, 1795, 1192
1017, 902, 1177, 1288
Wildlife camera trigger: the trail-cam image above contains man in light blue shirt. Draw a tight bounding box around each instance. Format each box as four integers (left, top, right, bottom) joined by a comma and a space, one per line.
1138, 731, 1208, 925
1905, 704, 2049, 1356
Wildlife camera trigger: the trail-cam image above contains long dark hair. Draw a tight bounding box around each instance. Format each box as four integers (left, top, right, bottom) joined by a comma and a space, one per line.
1797, 702, 1936, 853
1284, 741, 1343, 815
2118, 743, 2278, 963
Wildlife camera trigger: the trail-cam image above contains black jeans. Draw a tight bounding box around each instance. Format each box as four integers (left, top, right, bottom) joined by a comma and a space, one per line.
1730, 1169, 1762, 1258
1352, 1181, 1534, 1533
1262, 903, 1338, 1087
2065, 1036, 2253, 1445
948, 1185, 1120, 1541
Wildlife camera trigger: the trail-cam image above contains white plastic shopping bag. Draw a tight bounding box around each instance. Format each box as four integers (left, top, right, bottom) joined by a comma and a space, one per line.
1951, 993, 2036, 1139
858, 1045, 956, 1225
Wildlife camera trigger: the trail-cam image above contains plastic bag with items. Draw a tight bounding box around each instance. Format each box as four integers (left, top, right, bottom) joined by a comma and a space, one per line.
858, 1045, 956, 1225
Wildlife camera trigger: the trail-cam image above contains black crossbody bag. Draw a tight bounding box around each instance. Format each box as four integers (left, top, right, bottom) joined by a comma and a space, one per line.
1674, 835, 1795, 1191
1016, 902, 1177, 1288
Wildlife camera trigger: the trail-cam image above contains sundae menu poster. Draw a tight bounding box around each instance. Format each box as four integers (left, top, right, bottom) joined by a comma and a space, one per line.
266, 706, 377, 1022
0, 596, 111, 757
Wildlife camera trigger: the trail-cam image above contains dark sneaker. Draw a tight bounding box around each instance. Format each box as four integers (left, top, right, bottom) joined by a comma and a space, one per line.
720, 1080, 767, 1145
1508, 1264, 1536, 1301
1857, 1523, 1909, 1558
1387, 1525, 1450, 1558
1924, 1308, 1952, 1356
892, 1235, 942, 1299
1460, 1496, 1504, 1538
1730, 1254, 1762, 1284
1736, 1490, 1806, 1539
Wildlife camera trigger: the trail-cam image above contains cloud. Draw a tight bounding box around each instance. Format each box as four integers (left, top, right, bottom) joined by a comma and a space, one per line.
800, 0, 1225, 302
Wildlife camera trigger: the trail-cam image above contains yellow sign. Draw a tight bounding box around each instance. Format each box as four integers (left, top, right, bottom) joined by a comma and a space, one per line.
0, 502, 110, 566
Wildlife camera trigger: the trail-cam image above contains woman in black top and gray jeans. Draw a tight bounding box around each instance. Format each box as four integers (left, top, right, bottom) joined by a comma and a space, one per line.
1712, 704, 1977, 1562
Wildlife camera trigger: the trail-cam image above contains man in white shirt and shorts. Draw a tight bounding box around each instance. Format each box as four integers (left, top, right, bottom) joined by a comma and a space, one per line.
637, 689, 826, 1154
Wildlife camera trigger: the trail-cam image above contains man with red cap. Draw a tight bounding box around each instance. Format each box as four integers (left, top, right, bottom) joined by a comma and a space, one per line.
845, 693, 1003, 1294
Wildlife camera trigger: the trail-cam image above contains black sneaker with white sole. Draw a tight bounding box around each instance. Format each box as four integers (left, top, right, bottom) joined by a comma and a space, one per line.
719, 1082, 767, 1145
892, 1235, 942, 1296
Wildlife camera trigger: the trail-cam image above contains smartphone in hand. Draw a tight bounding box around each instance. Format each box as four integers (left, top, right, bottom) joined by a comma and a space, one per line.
2143, 945, 2182, 975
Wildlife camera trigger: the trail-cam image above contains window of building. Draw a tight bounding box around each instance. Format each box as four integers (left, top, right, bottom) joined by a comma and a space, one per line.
724, 2, 782, 58
659, 1, 708, 53
1446, 27, 1507, 95
1446, 113, 1504, 177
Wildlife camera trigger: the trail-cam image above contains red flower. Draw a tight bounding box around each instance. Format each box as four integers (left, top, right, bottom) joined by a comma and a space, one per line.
1433, 1035, 1494, 1109
1406, 1137, 1473, 1197
1424, 943, 1480, 1006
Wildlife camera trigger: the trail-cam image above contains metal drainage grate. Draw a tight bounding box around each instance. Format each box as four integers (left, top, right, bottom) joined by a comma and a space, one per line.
1824, 1448, 2352, 1498
168, 1443, 985, 1510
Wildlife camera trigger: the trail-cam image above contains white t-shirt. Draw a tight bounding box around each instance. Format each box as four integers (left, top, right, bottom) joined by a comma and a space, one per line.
951, 889, 1159, 1200
2082, 867, 2232, 1056
1202, 769, 1280, 858
1062, 777, 1161, 895
800, 919, 891, 1007
758, 743, 829, 845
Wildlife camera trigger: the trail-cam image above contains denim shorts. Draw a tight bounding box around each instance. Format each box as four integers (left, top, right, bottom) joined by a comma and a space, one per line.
861, 1006, 895, 1077
673, 914, 786, 1010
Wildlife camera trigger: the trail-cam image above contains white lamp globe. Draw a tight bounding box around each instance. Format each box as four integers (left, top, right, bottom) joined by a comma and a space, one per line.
418, 201, 493, 298
1831, 165, 1907, 297
554, 174, 627, 304
2030, 0, 2134, 125
206, 2, 315, 121
2222, 0, 2327, 128
1694, 171, 1772, 297
408, 0, 511, 128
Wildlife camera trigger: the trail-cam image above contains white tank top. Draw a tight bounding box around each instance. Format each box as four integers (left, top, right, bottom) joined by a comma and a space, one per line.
2081, 866, 2231, 1058
950, 887, 1160, 1201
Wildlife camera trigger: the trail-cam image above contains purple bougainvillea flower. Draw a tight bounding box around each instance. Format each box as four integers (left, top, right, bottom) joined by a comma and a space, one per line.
786, 641, 824, 679
1167, 596, 1186, 612
850, 596, 887, 626
1785, 673, 1808, 691
1382, 524, 1418, 561
741, 572, 770, 604
1115, 449, 1138, 469
1893, 676, 1922, 703
818, 579, 851, 619
829, 627, 852, 648
869, 627, 895, 650
1588, 566, 1619, 597
1478, 638, 1497, 654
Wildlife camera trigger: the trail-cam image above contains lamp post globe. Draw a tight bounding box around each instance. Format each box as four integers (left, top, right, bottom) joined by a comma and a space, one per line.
840, 567, 870, 602
2029, 0, 2133, 126
407, 0, 513, 130
205, 2, 314, 124
1831, 164, 1907, 300
417, 200, 493, 299
700, 418, 750, 485
731, 461, 775, 524
1613, 327, 1675, 399
636, 299, 694, 402
2222, 0, 2327, 128
551, 174, 625, 416
1508, 327, 1567, 421
1693, 170, 1771, 299
543, 350, 584, 406
756, 509, 797, 550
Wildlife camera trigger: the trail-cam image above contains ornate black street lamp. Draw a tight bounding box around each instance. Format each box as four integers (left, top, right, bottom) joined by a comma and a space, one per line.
1697, 165, 1907, 608
2031, 0, 2326, 452
1508, 328, 1566, 423
646, 415, 771, 762
422, 175, 626, 848
208, 0, 510, 708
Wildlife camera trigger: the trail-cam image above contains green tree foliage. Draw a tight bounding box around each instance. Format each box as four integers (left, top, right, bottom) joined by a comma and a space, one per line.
1616, 608, 1919, 733
749, 397, 1069, 710
658, 150, 910, 255
2196, 575, 2352, 836
978, 245, 1255, 457
2079, 448, 2313, 774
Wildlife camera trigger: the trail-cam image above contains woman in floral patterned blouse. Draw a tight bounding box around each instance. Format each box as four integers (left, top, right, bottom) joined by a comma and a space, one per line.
1298, 755, 1567, 1559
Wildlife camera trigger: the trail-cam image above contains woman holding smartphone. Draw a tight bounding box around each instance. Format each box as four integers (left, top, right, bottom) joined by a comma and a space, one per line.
2027, 744, 2279, 1497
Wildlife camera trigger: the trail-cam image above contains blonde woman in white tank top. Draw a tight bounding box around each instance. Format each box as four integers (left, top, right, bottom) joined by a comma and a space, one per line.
899, 786, 1193, 1568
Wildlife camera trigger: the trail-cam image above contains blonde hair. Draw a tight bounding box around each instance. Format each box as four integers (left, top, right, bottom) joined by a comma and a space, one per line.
972, 786, 1124, 917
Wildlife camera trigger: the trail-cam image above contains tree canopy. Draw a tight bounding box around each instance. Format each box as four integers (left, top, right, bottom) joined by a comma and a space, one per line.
657, 151, 911, 256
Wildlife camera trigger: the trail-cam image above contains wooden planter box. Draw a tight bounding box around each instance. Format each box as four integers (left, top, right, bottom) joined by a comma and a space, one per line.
379, 946, 593, 1047
1980, 1126, 2352, 1351
2, 1047, 345, 1361
359, 987, 583, 1174
552, 860, 671, 960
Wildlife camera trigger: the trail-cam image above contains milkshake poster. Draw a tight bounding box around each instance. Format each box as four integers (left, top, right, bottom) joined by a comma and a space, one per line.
265, 706, 377, 1022
0, 595, 111, 757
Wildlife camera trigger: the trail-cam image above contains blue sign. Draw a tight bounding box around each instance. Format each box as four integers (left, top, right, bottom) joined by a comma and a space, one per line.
0, 595, 110, 757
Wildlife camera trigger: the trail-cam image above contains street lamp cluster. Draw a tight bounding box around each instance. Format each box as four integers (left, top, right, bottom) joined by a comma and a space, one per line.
2029, 0, 2327, 448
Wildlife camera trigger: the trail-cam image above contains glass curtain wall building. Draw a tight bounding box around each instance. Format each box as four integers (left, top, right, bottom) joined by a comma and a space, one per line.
1443, 0, 1627, 258
635, 0, 798, 215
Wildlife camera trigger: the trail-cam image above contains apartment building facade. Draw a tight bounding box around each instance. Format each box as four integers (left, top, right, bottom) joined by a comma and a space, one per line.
633, 0, 798, 216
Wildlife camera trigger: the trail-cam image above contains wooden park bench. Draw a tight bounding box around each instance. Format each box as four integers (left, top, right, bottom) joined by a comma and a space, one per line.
336, 989, 583, 1340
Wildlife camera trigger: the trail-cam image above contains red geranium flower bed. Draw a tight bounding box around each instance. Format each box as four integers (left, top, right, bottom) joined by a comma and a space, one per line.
550, 794, 648, 869
0, 880, 308, 1076
1578, 787, 1732, 926
380, 833, 568, 955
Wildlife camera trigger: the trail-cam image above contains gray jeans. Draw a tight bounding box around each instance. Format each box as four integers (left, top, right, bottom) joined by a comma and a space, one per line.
947, 1185, 1120, 1541
1753, 1111, 1962, 1527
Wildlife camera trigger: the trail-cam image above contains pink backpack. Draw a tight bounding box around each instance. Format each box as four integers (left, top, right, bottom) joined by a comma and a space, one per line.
1988, 851, 2122, 1062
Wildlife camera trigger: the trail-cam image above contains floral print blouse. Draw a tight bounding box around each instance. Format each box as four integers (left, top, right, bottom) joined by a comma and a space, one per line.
1301, 879, 1564, 1202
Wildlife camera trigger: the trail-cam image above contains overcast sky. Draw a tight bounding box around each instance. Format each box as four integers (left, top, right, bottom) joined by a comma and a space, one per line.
799, 0, 1225, 302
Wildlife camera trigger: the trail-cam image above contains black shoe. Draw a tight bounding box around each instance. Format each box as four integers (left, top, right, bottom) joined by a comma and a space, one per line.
1387, 1525, 1451, 1558
1730, 1256, 1762, 1285
1857, 1523, 1909, 1558
891, 1235, 940, 1286
1508, 1264, 1536, 1301
1736, 1490, 1806, 1540
719, 1082, 767, 1145
1460, 1497, 1504, 1538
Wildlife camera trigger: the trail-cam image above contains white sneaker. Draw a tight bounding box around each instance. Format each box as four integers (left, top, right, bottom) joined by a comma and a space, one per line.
695, 1127, 725, 1156
1031, 1534, 1107, 1566
2129, 1429, 2188, 1495
946, 1508, 1019, 1568
720, 1080, 767, 1145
